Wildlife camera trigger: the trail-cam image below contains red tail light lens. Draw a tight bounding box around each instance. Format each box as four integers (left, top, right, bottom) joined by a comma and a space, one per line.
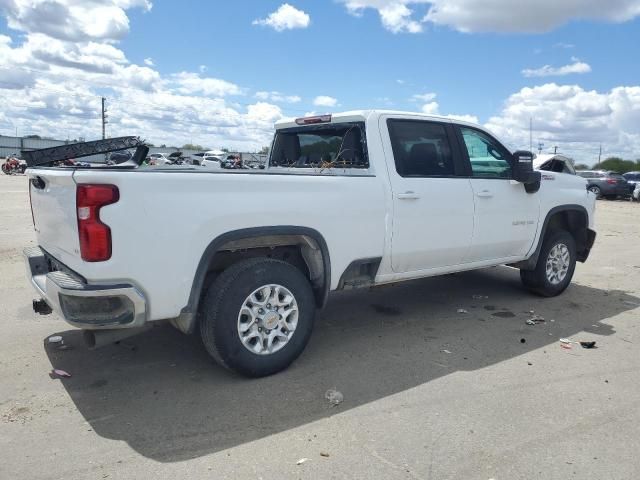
606, 179, 617, 184
76, 184, 119, 262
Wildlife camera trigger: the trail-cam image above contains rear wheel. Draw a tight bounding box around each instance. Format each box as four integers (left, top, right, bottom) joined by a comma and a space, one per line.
587, 185, 601, 198
520, 230, 577, 297
199, 257, 316, 377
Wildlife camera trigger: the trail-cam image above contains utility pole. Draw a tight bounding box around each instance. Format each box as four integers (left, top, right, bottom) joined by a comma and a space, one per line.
553, 146, 558, 154
598, 143, 602, 164
101, 97, 107, 140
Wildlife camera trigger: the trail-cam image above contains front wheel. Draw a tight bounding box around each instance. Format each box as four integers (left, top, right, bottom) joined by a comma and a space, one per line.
520, 230, 577, 297
199, 258, 316, 377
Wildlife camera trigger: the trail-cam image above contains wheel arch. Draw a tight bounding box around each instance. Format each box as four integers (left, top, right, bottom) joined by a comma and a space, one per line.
515, 205, 594, 270
174, 226, 331, 334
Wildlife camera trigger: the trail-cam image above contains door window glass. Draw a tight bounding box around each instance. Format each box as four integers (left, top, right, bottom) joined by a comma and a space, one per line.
460, 127, 511, 178
387, 120, 455, 177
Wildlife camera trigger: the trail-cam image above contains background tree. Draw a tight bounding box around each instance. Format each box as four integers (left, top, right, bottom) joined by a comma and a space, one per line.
181, 143, 206, 151
574, 163, 590, 170
593, 157, 640, 173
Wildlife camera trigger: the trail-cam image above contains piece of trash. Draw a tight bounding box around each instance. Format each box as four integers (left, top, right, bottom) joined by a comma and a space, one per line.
560, 343, 573, 350
559, 338, 572, 344
526, 315, 545, 325
527, 362, 533, 366
48, 335, 63, 344
457, 308, 468, 314
51, 369, 71, 378
297, 458, 309, 465
520, 338, 526, 344
441, 349, 452, 354
550, 319, 555, 323
580, 341, 596, 349
325, 389, 344, 406
472, 295, 488, 299
320, 452, 330, 458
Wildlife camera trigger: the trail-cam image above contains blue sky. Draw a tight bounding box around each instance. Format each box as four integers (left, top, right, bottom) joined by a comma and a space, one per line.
1, 1, 640, 162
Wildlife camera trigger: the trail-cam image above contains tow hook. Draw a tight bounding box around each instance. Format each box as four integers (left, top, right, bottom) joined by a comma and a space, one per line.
33, 299, 52, 315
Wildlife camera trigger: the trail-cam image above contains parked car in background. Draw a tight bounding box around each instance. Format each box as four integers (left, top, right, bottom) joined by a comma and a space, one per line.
147, 153, 171, 165
200, 154, 222, 169
623, 171, 640, 193
576, 170, 630, 199
633, 183, 640, 202
107, 151, 132, 165
534, 154, 576, 175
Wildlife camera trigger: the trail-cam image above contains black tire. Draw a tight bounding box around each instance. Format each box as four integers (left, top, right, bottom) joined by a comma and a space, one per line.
199, 257, 316, 377
520, 230, 577, 297
587, 185, 601, 198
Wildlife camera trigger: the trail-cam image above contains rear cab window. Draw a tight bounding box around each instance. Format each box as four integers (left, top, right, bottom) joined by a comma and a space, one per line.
270, 122, 368, 169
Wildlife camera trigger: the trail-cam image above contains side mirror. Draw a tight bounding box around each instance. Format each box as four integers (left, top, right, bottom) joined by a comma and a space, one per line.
512, 150, 541, 193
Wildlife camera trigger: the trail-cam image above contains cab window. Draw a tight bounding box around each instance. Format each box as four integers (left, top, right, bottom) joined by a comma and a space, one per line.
460, 127, 512, 178
387, 119, 455, 177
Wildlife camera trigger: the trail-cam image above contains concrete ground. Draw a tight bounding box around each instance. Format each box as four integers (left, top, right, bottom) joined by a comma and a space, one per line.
1, 173, 639, 480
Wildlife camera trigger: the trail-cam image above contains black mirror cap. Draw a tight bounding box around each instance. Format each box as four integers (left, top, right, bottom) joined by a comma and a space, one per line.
512, 150, 540, 192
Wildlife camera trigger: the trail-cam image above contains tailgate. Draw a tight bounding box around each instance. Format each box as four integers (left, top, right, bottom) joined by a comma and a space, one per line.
28, 169, 80, 267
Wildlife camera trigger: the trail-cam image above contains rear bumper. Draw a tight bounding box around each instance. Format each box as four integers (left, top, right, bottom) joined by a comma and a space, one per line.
24, 246, 147, 330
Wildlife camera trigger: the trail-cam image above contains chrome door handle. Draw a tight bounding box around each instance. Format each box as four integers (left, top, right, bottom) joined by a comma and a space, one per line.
397, 191, 420, 200
476, 190, 493, 198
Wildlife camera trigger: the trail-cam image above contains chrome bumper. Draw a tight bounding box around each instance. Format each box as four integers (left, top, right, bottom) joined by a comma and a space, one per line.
24, 246, 147, 329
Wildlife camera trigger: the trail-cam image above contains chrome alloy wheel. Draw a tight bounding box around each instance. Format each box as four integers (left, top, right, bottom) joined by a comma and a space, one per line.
237, 284, 299, 355
545, 243, 570, 285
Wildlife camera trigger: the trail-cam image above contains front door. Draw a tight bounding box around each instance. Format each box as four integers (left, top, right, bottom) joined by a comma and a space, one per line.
456, 126, 540, 262
381, 117, 475, 273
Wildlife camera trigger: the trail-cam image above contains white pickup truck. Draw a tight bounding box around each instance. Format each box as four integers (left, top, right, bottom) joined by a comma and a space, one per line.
23, 111, 596, 377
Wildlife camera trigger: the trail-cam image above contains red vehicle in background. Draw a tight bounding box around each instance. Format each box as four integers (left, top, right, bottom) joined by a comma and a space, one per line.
1, 155, 27, 174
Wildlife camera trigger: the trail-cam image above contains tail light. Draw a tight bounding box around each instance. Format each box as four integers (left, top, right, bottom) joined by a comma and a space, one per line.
76, 184, 119, 262
606, 179, 617, 184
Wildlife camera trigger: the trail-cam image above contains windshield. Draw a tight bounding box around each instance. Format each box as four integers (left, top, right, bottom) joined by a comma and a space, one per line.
270, 122, 368, 168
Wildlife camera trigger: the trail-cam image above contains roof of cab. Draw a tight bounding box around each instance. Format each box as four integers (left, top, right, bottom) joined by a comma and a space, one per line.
274, 110, 483, 130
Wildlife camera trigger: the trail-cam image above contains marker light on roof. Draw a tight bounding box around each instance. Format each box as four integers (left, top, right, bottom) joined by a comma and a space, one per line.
295, 115, 332, 125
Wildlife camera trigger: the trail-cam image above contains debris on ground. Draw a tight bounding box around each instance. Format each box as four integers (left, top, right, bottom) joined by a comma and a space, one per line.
527, 362, 533, 366
520, 338, 526, 344
50, 369, 71, 378
320, 452, 330, 457
560, 338, 597, 349
457, 308, 468, 314
441, 349, 452, 354
297, 458, 310, 465
325, 389, 344, 406
472, 295, 489, 299
47, 335, 63, 344
526, 315, 545, 325
580, 341, 597, 349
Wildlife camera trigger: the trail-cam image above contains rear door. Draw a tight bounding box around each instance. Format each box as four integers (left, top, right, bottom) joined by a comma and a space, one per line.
27, 169, 80, 265
454, 125, 540, 262
380, 116, 474, 273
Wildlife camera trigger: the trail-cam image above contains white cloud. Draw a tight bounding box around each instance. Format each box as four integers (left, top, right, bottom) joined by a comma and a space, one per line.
522, 58, 592, 77
486, 83, 640, 163
0, 0, 152, 42
411, 92, 478, 122
252, 3, 310, 31
170, 72, 242, 97
0, 1, 287, 151
421, 101, 439, 114
255, 91, 301, 103
412, 92, 437, 102
554, 42, 575, 49
338, 0, 640, 33
313, 95, 338, 107
143, 57, 154, 66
